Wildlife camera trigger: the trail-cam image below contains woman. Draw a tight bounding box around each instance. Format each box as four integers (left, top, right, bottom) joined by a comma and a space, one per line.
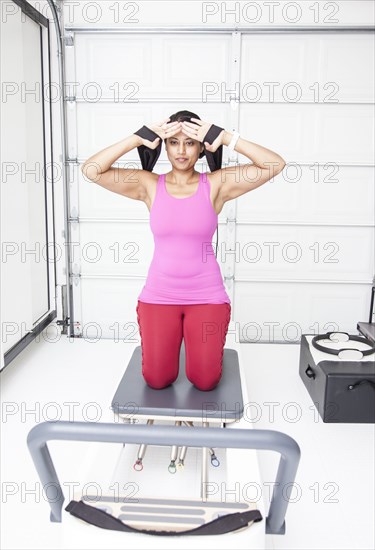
81, 111, 286, 391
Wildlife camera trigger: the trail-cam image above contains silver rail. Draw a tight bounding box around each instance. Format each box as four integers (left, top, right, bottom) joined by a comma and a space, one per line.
27, 420, 301, 535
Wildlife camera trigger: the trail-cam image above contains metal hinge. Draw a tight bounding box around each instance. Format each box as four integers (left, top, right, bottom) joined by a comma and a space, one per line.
56, 317, 70, 328
64, 33, 74, 47
71, 272, 81, 287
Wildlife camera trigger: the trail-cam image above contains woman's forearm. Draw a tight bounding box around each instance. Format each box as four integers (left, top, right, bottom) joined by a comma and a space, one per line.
222, 130, 286, 172
81, 134, 142, 174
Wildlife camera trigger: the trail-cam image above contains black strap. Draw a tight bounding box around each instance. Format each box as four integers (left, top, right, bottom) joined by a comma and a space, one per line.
133, 125, 162, 172
203, 124, 224, 173
65, 499, 262, 536
133, 122, 224, 173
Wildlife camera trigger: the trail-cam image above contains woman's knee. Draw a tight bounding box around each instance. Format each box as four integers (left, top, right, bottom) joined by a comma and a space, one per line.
188, 370, 222, 391
193, 380, 220, 391
142, 371, 178, 390
145, 379, 172, 390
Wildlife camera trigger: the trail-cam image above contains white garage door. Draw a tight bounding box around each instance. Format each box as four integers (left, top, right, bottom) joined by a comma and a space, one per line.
63, 24, 374, 343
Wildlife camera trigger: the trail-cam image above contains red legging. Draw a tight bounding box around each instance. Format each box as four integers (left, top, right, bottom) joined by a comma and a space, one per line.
136, 300, 231, 391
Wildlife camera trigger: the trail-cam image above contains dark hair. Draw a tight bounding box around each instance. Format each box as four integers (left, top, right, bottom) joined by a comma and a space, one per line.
164, 110, 205, 159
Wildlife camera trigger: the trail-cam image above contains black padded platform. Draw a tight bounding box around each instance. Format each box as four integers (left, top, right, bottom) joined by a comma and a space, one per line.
111, 345, 243, 420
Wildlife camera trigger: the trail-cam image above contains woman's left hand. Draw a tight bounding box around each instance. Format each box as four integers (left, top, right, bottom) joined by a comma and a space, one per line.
180, 118, 225, 153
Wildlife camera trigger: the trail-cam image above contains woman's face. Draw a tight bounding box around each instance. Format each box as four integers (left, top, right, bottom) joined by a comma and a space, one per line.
165, 129, 204, 169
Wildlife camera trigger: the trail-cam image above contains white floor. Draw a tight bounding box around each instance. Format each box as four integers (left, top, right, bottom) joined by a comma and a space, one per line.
1, 325, 374, 550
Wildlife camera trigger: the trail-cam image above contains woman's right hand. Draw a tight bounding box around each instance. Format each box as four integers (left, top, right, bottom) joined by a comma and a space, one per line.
138, 118, 182, 149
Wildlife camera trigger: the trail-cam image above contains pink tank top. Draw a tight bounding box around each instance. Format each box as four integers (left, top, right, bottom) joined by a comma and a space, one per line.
137, 172, 231, 304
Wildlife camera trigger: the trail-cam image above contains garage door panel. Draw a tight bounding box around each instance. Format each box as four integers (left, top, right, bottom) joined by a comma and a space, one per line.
75, 33, 232, 100
241, 34, 374, 102
236, 166, 374, 226
319, 106, 374, 163
241, 35, 311, 100
235, 281, 369, 342
75, 35, 153, 100
80, 279, 142, 341
234, 225, 373, 281
238, 103, 374, 164
319, 34, 374, 102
